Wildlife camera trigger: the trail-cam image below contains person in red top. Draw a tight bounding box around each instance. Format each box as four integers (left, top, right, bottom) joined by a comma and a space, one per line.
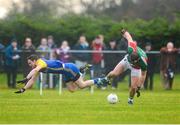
91, 35, 106, 78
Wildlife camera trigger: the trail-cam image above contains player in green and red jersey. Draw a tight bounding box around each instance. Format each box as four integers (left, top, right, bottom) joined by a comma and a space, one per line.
106, 29, 148, 105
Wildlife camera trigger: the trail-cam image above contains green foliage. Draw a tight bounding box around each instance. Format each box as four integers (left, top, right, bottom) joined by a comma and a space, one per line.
0, 14, 180, 49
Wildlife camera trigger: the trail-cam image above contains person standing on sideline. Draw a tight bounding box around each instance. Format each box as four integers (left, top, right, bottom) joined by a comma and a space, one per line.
21, 37, 36, 77
55, 40, 71, 63
73, 35, 90, 68
144, 42, 156, 90
5, 39, 20, 88
160, 42, 178, 90
104, 40, 119, 89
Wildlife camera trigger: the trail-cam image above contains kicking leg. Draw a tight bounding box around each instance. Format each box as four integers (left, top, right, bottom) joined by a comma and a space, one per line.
75, 76, 95, 89
107, 62, 125, 79
75, 75, 109, 89
107, 55, 129, 80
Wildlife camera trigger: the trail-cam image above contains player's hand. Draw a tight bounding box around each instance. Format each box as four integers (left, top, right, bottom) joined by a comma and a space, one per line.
121, 29, 127, 35
14, 88, 26, 94
164, 73, 168, 78
17, 78, 29, 84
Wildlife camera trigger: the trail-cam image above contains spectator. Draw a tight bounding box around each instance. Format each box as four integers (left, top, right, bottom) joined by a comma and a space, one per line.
55, 40, 71, 63
117, 38, 131, 85
5, 39, 20, 88
21, 37, 36, 77
104, 40, 120, 89
54, 40, 71, 88
0, 43, 5, 68
47, 35, 57, 60
160, 42, 178, 90
37, 38, 50, 59
37, 38, 50, 88
144, 42, 156, 90
47, 35, 57, 49
73, 35, 90, 68
0, 43, 4, 50
91, 35, 106, 79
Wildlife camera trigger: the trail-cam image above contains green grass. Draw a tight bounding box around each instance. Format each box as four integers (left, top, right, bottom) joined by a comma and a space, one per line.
0, 73, 180, 124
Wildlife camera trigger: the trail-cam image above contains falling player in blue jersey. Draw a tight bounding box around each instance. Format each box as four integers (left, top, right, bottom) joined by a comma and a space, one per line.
15, 54, 109, 93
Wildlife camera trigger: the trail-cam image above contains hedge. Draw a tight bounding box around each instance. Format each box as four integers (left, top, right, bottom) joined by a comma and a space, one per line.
0, 14, 180, 49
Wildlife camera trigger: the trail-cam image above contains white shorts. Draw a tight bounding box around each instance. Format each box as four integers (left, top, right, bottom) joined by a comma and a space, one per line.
119, 55, 141, 77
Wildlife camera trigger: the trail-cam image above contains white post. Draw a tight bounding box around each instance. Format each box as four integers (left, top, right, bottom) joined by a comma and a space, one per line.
90, 69, 94, 94
59, 74, 62, 95
49, 73, 53, 89
40, 72, 43, 96
49, 50, 54, 89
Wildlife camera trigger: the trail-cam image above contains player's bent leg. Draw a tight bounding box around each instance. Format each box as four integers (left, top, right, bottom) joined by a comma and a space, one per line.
75, 76, 94, 89
107, 62, 125, 78
67, 82, 78, 92
107, 55, 129, 79
75, 76, 108, 88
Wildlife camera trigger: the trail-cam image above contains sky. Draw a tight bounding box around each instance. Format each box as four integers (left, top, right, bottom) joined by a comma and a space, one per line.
0, 0, 85, 18
0, 0, 25, 18
0, 0, 123, 18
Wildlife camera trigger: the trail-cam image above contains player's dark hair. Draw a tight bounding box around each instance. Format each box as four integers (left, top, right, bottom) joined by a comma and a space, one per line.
129, 52, 140, 64
27, 54, 40, 61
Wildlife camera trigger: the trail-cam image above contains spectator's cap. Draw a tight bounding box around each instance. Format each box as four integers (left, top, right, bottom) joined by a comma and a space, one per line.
48, 35, 53, 39
11, 39, 17, 43
146, 42, 151, 46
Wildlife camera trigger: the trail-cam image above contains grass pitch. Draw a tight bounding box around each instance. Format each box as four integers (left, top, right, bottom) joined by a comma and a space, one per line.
0, 74, 180, 124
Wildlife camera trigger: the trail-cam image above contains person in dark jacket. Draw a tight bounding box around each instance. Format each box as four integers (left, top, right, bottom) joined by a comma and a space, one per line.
0, 43, 5, 68
5, 39, 20, 88
73, 35, 91, 68
91, 35, 106, 79
144, 42, 156, 90
104, 40, 120, 89
21, 37, 36, 77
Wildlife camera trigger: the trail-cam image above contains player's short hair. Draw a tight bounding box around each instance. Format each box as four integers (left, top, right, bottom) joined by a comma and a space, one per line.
27, 54, 40, 61
129, 52, 140, 64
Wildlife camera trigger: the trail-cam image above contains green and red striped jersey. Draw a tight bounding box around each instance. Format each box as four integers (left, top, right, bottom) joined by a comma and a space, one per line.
127, 41, 148, 71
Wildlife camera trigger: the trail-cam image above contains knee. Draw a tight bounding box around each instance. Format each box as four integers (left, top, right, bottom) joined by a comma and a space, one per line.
78, 84, 86, 89
131, 84, 138, 90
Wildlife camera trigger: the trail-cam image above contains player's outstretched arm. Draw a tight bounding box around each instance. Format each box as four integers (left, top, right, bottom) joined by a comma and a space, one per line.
26, 65, 42, 80
15, 73, 39, 94
15, 66, 42, 94
24, 73, 39, 90
121, 29, 134, 42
